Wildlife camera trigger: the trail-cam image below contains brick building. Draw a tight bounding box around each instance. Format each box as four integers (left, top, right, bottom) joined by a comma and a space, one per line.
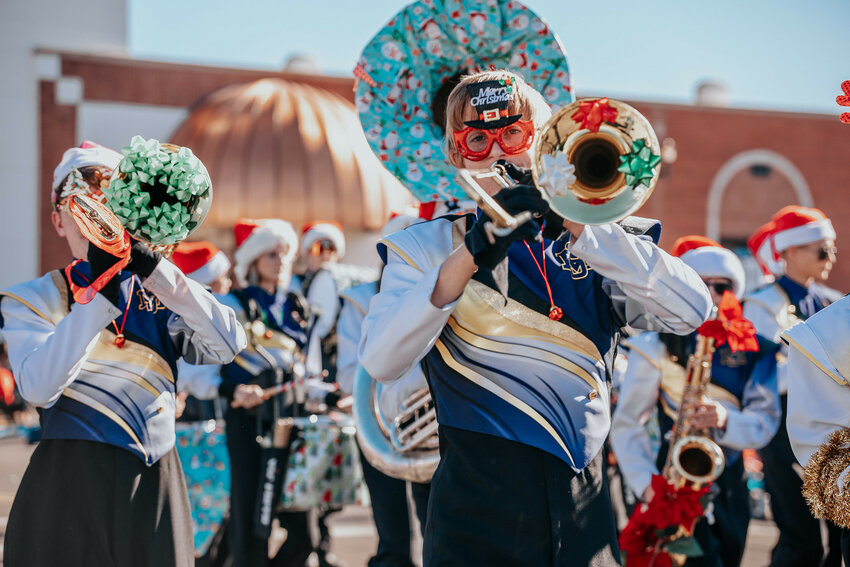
13, 45, 848, 292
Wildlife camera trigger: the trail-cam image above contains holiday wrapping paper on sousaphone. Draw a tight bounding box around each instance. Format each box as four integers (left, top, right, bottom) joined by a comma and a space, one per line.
355, 0, 573, 202
175, 420, 230, 556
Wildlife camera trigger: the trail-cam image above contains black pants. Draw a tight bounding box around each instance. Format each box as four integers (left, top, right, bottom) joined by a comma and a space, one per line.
4, 439, 193, 567
760, 395, 843, 567
424, 426, 620, 567
686, 457, 751, 567
359, 445, 432, 567
225, 408, 311, 567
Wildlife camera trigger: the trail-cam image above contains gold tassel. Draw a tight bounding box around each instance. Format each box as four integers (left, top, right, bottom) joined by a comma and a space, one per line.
802, 427, 850, 528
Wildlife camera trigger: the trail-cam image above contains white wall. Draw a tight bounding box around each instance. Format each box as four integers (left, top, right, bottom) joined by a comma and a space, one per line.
0, 0, 127, 288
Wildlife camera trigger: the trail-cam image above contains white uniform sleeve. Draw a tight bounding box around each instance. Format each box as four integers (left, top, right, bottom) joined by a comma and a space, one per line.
786, 337, 850, 467
359, 250, 458, 384
176, 360, 222, 400
307, 270, 340, 341
610, 337, 664, 499
336, 299, 364, 395
1, 293, 121, 407
714, 349, 781, 450
570, 223, 712, 334
142, 260, 247, 365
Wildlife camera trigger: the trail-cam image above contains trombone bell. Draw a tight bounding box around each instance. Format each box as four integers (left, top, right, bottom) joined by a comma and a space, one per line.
533, 98, 661, 225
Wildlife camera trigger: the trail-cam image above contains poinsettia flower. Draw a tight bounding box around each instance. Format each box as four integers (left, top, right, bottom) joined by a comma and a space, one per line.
697, 291, 759, 352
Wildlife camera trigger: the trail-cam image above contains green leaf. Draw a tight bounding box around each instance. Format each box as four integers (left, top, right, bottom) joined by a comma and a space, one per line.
665, 536, 703, 557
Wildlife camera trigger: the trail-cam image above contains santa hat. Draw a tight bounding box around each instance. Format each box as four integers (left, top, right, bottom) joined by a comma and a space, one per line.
233, 218, 298, 287
672, 235, 746, 296
52, 141, 123, 205
301, 221, 346, 259
171, 241, 230, 286
381, 207, 423, 237
747, 206, 835, 275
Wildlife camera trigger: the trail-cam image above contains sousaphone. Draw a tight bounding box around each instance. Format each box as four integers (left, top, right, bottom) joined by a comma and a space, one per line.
353, 0, 572, 482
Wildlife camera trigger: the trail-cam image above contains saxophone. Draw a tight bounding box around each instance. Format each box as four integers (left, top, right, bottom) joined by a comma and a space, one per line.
663, 331, 726, 488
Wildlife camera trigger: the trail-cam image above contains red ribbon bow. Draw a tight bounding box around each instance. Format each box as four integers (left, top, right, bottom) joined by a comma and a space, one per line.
697, 291, 759, 352
570, 98, 618, 133
837, 80, 850, 124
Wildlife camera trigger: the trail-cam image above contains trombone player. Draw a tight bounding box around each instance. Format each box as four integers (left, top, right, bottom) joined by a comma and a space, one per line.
1, 141, 246, 567
611, 236, 780, 567
358, 70, 712, 566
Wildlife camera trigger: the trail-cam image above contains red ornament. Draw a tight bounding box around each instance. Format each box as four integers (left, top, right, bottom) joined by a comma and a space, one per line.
114, 334, 126, 348
570, 98, 618, 133
549, 306, 563, 321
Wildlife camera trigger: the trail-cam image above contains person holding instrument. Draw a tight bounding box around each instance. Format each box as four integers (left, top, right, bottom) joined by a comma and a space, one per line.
744, 205, 842, 567
611, 235, 780, 567
1, 141, 246, 567
217, 218, 315, 567
358, 70, 713, 566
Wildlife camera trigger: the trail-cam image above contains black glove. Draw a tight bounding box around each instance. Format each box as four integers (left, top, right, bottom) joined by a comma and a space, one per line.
498, 160, 565, 241
127, 239, 162, 280
87, 241, 122, 306
498, 160, 534, 185
464, 185, 549, 270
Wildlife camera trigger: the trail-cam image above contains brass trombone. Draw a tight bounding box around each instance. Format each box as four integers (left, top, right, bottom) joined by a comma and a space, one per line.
456, 98, 661, 231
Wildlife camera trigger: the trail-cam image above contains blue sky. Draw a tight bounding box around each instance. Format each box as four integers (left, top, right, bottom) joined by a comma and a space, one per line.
129, 0, 848, 115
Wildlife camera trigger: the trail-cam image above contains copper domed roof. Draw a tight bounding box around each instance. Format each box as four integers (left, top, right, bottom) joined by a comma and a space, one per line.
170, 78, 413, 231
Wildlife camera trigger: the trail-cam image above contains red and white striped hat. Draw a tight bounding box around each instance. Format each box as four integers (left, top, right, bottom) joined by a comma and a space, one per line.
171, 241, 230, 286
748, 206, 835, 275
672, 235, 746, 296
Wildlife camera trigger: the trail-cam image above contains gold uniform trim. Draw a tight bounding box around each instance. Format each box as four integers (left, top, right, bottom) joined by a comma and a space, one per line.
457, 280, 604, 362
339, 293, 368, 316
378, 239, 423, 273
434, 339, 576, 468
446, 316, 599, 395
0, 291, 53, 323
783, 334, 848, 386
92, 330, 175, 384
81, 361, 163, 399
626, 342, 663, 371
658, 356, 742, 419
61, 388, 148, 461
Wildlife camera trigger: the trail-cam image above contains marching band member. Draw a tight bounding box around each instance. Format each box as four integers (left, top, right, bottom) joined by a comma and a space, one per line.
358, 70, 712, 566
782, 294, 850, 565
611, 236, 780, 567
171, 240, 233, 418
298, 221, 345, 382
337, 212, 431, 567
217, 218, 314, 567
1, 142, 246, 567
744, 206, 842, 567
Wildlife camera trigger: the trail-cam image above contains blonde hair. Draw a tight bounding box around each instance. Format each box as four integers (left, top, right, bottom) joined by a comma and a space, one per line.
444, 70, 551, 157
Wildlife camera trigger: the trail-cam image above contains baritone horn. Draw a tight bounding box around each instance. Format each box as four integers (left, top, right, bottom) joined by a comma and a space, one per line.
456, 98, 661, 228
353, 366, 440, 483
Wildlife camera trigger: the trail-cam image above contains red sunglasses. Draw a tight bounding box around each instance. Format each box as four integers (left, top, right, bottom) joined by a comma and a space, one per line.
452, 120, 535, 161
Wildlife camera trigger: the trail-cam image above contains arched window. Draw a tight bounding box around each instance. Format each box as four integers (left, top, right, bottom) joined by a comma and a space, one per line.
706, 150, 812, 292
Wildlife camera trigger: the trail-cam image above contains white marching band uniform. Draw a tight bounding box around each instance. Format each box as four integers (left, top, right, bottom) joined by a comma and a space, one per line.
783, 295, 850, 545
611, 331, 781, 499
358, 213, 711, 565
